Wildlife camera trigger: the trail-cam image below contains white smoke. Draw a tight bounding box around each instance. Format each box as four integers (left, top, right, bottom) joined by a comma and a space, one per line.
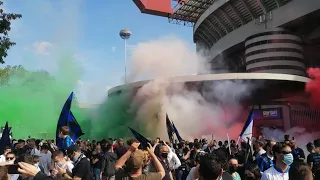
128, 36, 257, 141
261, 127, 320, 152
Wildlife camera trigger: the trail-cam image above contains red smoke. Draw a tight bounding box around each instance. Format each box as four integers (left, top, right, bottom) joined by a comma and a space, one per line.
194, 105, 250, 140
305, 68, 320, 107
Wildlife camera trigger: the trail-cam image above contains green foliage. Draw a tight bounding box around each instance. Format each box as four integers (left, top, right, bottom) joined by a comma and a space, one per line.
0, 65, 55, 88
0, 1, 22, 64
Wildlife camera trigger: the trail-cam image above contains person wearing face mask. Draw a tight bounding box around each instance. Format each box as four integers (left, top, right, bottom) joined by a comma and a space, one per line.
51, 150, 74, 179
149, 144, 172, 180
56, 145, 91, 180
228, 158, 241, 180
261, 143, 293, 180
158, 145, 172, 180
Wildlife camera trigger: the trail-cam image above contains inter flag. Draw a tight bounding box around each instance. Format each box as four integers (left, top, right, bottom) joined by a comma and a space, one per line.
171, 121, 183, 142
0, 122, 12, 154
68, 111, 84, 141
56, 92, 84, 149
128, 127, 152, 149
239, 107, 254, 142
166, 114, 174, 142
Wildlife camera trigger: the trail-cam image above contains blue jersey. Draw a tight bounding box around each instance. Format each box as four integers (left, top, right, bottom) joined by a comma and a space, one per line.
62, 135, 74, 152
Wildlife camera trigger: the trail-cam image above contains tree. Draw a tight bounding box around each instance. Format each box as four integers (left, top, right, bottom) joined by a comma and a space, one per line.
0, 1, 22, 64
0, 65, 55, 88
0, 65, 24, 85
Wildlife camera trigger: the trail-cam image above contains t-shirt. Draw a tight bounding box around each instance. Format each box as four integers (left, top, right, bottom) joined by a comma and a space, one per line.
231, 172, 241, 180
261, 166, 289, 180
39, 153, 52, 175
115, 168, 162, 180
62, 161, 74, 173
186, 167, 196, 180
72, 157, 92, 180
92, 152, 103, 169
307, 152, 320, 172
31, 148, 40, 156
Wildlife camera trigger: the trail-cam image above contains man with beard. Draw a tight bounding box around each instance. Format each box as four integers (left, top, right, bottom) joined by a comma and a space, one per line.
56, 145, 91, 180
290, 140, 305, 163
228, 158, 241, 180
114, 138, 128, 158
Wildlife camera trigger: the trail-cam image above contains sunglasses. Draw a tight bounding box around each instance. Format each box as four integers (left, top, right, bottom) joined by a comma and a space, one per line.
6, 157, 14, 160
280, 151, 292, 154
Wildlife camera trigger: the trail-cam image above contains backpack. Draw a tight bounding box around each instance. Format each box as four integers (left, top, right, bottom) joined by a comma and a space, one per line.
104, 153, 116, 177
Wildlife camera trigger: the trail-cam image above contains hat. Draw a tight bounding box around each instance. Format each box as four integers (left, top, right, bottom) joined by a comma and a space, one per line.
306, 142, 315, 149
66, 145, 80, 155
127, 149, 145, 169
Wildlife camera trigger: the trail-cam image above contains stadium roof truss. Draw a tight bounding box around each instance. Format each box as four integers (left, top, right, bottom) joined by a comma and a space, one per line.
168, 0, 215, 26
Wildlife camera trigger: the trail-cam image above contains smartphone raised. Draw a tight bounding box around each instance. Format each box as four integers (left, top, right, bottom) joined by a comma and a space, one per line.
6, 164, 21, 174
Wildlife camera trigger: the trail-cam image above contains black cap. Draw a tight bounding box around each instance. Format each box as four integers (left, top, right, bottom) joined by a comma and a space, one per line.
66, 145, 80, 155
306, 142, 315, 149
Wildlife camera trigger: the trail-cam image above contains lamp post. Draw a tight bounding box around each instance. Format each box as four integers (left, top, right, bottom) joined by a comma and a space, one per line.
119, 29, 131, 83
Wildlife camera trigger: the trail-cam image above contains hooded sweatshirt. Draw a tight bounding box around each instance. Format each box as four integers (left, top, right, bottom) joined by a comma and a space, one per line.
101, 152, 118, 177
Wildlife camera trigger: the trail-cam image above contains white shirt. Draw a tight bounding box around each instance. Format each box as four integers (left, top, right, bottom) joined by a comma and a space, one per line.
166, 145, 181, 170
261, 166, 289, 180
0, 155, 6, 163
61, 161, 74, 173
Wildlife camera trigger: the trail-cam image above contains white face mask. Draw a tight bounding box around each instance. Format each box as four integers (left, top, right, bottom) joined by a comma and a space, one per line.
34, 163, 39, 167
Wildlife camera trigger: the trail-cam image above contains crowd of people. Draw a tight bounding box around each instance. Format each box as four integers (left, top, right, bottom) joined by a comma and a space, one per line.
0, 126, 319, 180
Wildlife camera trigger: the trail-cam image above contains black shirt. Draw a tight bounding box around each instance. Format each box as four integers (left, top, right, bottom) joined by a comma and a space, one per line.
176, 150, 189, 171
307, 152, 320, 173
72, 157, 92, 180
92, 153, 103, 169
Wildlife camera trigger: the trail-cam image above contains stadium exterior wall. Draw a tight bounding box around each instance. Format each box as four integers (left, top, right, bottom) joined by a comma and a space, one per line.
194, 0, 320, 60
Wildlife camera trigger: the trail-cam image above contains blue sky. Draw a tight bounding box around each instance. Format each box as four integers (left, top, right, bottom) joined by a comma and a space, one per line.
1, 0, 194, 104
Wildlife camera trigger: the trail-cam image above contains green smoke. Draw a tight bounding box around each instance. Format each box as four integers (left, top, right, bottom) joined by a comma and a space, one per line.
91, 89, 153, 140
0, 53, 90, 139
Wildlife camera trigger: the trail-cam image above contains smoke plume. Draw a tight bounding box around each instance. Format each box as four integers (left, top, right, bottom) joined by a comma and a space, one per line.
261, 127, 320, 152
0, 0, 92, 139
127, 36, 257, 141
305, 68, 320, 107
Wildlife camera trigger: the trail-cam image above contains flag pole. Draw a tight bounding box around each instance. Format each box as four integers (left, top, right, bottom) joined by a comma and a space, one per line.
236, 136, 240, 146
227, 133, 231, 155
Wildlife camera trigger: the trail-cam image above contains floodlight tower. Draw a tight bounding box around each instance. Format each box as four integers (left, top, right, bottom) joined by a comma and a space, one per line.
119, 29, 131, 83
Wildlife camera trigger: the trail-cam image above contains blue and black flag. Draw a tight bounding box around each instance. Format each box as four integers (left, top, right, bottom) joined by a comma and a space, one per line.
166, 114, 174, 143
171, 121, 183, 142
0, 122, 12, 154
56, 92, 84, 149
128, 127, 152, 149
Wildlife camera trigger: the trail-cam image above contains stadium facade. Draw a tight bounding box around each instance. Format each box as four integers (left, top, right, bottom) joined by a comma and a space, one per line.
108, 0, 320, 135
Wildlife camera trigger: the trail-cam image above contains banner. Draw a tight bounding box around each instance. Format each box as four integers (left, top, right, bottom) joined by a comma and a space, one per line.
254, 108, 282, 120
